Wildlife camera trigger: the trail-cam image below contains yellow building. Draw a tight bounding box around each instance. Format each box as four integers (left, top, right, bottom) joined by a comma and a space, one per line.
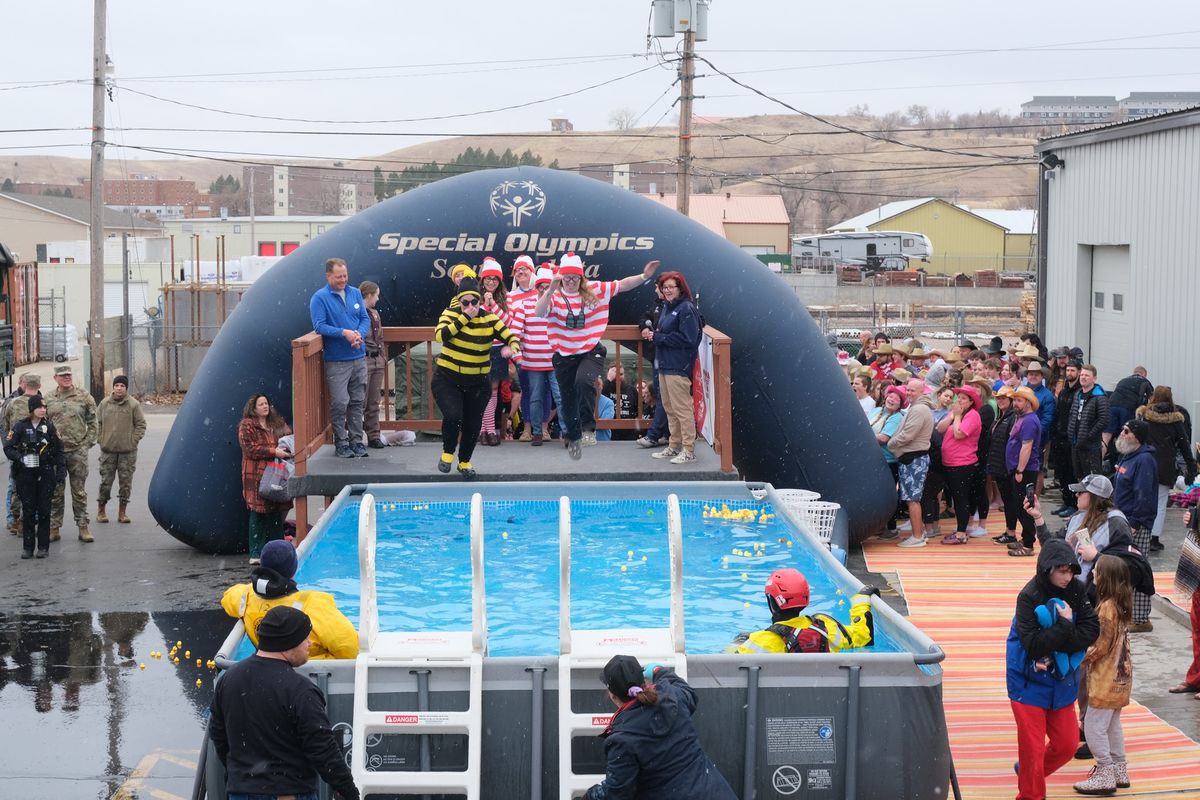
828, 197, 1032, 275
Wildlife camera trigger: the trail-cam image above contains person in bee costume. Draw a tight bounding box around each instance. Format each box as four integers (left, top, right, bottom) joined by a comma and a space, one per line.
4, 396, 66, 559
727, 568, 877, 654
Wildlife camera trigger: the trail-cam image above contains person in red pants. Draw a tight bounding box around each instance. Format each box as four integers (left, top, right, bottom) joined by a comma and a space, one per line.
1006, 537, 1099, 799
1171, 510, 1200, 695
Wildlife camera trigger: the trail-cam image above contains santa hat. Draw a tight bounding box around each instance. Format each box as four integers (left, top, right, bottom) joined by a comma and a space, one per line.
512, 255, 535, 273
558, 252, 584, 277
478, 257, 503, 280
534, 266, 555, 286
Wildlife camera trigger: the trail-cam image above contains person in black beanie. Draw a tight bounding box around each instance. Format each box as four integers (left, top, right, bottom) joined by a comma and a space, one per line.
209, 606, 360, 800
585, 654, 735, 800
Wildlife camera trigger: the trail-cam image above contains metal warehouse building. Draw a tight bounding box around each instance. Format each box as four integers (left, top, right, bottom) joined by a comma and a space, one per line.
1037, 107, 1200, 415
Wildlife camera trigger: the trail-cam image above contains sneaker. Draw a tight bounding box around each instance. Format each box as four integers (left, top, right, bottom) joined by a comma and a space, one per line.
334, 444, 355, 458
1149, 538, 1165, 552
580, 431, 597, 447
993, 533, 1018, 545
458, 462, 477, 480
1075, 741, 1093, 760
567, 439, 582, 460
34, 549, 48, 559
437, 456, 452, 474
967, 525, 989, 538
655, 436, 669, 445
531, 433, 543, 447
877, 529, 899, 540
1052, 504, 1070, 515
1128, 621, 1153, 633
248, 557, 261, 565
351, 442, 369, 458
1008, 545, 1035, 557
1056, 506, 1078, 518
897, 536, 927, 548
897, 519, 913, 532
367, 439, 386, 449
652, 447, 682, 459
20, 549, 33, 560
669, 450, 697, 464
636, 435, 658, 448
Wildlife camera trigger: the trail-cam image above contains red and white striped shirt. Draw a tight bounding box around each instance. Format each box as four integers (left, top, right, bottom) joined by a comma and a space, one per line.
508, 299, 555, 371
545, 281, 620, 357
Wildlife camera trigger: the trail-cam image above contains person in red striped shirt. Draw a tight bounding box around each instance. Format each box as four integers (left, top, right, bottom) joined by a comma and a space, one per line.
507, 255, 539, 441
534, 252, 659, 460
478, 257, 511, 446
507, 266, 562, 446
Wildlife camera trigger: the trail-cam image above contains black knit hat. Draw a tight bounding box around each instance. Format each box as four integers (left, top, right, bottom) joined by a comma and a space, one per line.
26, 396, 44, 413
1123, 418, 1150, 444
601, 654, 645, 699
455, 277, 482, 304
260, 540, 298, 579
113, 375, 129, 387
256, 606, 312, 652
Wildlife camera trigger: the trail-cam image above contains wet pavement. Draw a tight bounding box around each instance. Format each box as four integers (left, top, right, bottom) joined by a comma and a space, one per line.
2, 403, 1198, 797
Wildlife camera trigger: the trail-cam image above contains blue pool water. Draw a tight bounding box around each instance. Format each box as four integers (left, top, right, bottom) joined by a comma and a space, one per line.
275, 498, 901, 658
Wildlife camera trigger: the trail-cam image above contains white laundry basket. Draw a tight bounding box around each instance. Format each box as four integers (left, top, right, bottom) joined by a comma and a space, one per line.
794, 501, 840, 548
773, 488, 821, 518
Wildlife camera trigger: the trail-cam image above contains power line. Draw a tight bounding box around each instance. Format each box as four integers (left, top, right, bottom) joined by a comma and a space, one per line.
113, 64, 660, 125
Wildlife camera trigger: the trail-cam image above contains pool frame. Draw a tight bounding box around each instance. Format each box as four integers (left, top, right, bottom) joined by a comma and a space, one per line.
208, 481, 952, 800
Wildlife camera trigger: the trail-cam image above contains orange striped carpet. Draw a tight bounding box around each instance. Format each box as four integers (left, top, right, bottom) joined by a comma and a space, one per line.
863, 520, 1200, 799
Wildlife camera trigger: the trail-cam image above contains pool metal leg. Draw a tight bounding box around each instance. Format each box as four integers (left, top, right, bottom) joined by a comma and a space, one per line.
740, 665, 761, 800
413, 668, 433, 800
840, 664, 861, 800
527, 666, 547, 800
312, 671, 333, 800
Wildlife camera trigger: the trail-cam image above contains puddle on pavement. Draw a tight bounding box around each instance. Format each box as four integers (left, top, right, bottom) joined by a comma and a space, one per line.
0, 608, 231, 799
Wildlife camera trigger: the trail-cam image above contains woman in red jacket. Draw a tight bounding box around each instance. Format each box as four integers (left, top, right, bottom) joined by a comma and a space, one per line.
238, 393, 292, 564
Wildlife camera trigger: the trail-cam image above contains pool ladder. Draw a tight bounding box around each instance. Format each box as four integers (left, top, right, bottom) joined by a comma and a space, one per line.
557, 493, 688, 800
350, 492, 486, 799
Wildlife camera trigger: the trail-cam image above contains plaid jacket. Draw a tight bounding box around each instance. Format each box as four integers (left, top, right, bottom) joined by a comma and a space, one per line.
238, 418, 292, 514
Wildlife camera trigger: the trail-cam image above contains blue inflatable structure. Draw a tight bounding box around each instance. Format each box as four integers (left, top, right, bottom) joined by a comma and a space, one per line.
149, 167, 896, 552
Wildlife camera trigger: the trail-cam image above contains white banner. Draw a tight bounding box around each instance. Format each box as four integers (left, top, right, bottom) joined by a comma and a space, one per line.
692, 333, 716, 445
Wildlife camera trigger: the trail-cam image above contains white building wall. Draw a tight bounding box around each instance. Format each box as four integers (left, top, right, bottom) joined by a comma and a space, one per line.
1043, 121, 1200, 416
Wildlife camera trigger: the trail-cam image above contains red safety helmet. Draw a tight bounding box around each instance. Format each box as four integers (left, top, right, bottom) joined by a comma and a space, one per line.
764, 568, 810, 615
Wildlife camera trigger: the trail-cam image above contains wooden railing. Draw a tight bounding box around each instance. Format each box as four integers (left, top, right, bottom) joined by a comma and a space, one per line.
291, 325, 734, 529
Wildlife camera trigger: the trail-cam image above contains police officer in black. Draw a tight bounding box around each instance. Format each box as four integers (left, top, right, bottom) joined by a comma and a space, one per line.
4, 396, 65, 559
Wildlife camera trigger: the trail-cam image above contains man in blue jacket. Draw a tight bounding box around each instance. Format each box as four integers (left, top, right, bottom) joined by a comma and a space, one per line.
1007, 537, 1098, 800
1113, 417, 1159, 631
309, 258, 370, 458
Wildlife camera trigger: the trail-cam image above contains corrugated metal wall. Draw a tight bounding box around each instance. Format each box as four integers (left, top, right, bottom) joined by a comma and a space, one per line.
1044, 123, 1200, 416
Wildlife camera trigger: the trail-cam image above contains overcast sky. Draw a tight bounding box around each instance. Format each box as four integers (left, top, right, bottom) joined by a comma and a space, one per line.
3, 1, 1198, 168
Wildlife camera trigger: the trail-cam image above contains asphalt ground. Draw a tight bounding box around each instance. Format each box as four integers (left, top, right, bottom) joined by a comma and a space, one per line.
0, 392, 1197, 796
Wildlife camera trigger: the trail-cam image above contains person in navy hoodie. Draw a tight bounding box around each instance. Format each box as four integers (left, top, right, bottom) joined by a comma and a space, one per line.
586, 655, 735, 800
1112, 418, 1160, 632
1007, 537, 1099, 800
309, 258, 370, 458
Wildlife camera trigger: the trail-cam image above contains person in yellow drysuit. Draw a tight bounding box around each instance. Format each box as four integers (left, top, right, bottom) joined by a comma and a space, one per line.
727, 568, 877, 654
222, 539, 359, 659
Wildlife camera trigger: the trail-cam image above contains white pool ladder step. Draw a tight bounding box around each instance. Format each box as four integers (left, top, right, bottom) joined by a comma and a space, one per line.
557, 494, 687, 800
351, 492, 486, 799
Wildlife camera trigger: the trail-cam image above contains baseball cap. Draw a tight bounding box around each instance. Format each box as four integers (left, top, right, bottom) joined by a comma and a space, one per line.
1068, 474, 1113, 499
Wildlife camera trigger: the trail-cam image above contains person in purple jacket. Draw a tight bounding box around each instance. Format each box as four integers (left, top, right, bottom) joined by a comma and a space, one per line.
309, 258, 370, 459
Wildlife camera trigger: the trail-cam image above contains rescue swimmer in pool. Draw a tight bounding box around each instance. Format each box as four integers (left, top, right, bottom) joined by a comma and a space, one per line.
726, 568, 879, 654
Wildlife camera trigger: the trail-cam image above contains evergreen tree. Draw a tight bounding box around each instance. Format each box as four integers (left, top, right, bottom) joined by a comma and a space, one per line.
373, 166, 386, 200
1, 178, 12, 191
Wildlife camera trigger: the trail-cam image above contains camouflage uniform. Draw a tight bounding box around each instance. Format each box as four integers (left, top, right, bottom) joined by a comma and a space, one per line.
97, 392, 146, 505
46, 383, 97, 530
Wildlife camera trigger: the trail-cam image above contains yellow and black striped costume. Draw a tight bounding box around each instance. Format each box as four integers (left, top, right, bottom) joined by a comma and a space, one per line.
435, 307, 520, 376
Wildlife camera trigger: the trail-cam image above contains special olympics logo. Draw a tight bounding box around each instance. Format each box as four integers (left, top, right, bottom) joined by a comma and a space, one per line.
489, 180, 546, 227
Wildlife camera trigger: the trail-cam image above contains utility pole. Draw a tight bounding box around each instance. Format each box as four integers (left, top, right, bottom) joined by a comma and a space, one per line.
89, 0, 107, 401
676, 27, 695, 216
248, 168, 255, 253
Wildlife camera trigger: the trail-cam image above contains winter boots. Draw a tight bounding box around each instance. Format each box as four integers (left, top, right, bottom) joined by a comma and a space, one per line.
118, 503, 130, 524
1073, 764, 1116, 795
97, 502, 109, 523
78, 525, 94, 543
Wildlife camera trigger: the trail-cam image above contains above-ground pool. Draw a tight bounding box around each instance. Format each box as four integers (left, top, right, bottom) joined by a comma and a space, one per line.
214, 481, 951, 800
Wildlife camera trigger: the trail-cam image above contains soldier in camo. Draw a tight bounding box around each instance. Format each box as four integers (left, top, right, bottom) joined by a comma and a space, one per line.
45, 365, 98, 543
96, 375, 145, 524
2, 373, 42, 535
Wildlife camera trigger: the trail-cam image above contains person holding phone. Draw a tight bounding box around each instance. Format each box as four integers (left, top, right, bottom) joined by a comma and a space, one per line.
238, 393, 293, 564
1005, 387, 1044, 557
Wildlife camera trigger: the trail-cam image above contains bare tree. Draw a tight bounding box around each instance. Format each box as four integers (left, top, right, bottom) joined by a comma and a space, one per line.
608, 107, 638, 130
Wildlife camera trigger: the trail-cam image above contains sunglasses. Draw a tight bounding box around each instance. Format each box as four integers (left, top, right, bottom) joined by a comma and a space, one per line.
459, 297, 480, 308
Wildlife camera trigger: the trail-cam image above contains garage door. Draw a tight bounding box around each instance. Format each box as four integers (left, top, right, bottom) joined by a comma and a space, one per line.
1088, 245, 1131, 389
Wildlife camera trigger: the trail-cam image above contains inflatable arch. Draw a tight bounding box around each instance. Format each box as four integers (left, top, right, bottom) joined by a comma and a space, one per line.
149, 167, 896, 552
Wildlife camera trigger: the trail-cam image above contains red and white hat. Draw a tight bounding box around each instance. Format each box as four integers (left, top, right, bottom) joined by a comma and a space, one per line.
534, 266, 555, 286
512, 255, 535, 273
558, 252, 584, 277
479, 257, 503, 280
